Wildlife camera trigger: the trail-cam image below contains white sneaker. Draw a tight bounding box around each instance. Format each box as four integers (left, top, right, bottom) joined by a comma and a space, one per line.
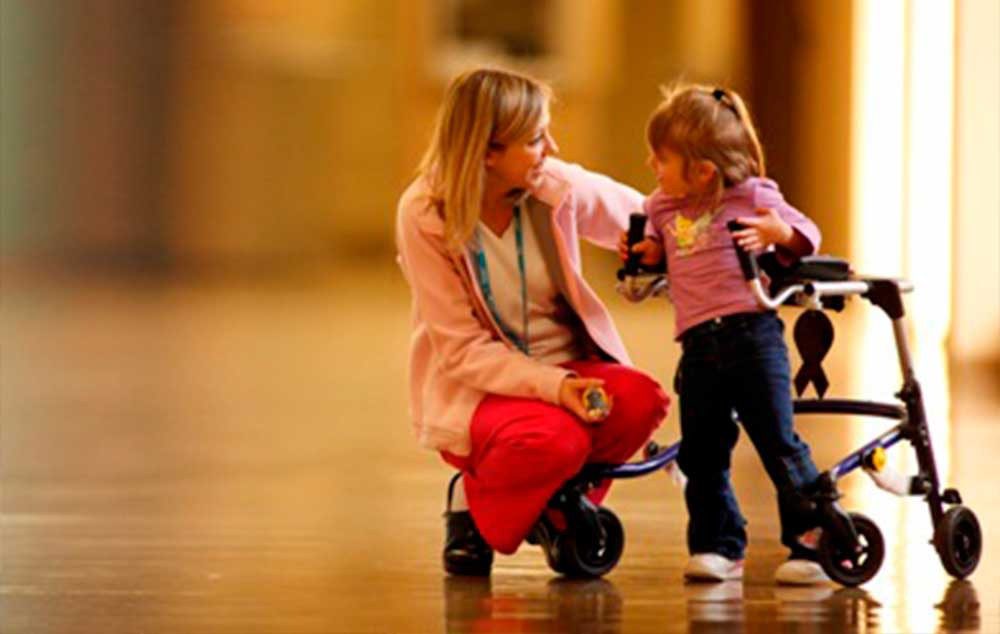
685, 579, 744, 602
774, 559, 831, 585
684, 553, 744, 581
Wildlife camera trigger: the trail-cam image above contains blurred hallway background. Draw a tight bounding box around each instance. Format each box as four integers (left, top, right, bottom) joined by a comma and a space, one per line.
3, 0, 997, 365
2, 1, 998, 632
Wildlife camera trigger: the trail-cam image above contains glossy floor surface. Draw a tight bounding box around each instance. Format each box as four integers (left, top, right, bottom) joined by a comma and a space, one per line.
2, 262, 997, 633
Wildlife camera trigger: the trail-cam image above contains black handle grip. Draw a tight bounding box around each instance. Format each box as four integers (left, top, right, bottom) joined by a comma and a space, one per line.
617, 213, 647, 281
625, 213, 647, 273
726, 220, 760, 281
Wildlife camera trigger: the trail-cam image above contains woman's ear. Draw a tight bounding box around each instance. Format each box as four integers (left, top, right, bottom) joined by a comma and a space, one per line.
484, 145, 504, 169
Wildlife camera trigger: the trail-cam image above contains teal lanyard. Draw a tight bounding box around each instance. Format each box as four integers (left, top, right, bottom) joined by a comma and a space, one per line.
473, 204, 529, 355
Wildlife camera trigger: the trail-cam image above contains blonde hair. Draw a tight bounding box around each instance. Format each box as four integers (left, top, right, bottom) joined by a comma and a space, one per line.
646, 82, 765, 207
418, 67, 552, 251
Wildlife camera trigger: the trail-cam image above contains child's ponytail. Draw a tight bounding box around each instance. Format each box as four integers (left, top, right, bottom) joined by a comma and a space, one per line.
714, 88, 766, 179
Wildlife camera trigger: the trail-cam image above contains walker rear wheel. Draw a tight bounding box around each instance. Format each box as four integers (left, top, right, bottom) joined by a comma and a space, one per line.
934, 505, 981, 579
818, 512, 884, 586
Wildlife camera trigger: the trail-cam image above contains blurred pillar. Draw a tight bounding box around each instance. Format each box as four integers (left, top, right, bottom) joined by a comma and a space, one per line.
1, 0, 172, 269
163, 2, 405, 270
748, 0, 853, 259
1, 1, 63, 259
952, 0, 1000, 365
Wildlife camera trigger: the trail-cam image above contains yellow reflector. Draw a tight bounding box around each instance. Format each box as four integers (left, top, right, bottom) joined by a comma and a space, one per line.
868, 446, 888, 472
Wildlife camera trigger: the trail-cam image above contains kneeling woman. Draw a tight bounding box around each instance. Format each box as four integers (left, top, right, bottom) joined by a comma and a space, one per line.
396, 67, 670, 575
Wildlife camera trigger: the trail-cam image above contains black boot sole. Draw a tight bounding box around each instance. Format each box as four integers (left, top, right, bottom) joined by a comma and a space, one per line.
444, 555, 492, 576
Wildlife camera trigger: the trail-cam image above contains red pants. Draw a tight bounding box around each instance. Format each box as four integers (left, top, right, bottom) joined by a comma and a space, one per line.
443, 360, 670, 554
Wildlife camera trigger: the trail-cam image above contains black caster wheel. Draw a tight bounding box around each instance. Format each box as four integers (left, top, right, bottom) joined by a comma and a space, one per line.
555, 507, 624, 578
934, 505, 981, 579
533, 517, 567, 575
818, 512, 885, 587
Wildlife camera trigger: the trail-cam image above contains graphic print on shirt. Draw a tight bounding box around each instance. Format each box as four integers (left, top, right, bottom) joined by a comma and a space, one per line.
667, 206, 724, 257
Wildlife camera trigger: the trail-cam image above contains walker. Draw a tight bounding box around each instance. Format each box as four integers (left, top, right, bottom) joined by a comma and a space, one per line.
530, 214, 982, 586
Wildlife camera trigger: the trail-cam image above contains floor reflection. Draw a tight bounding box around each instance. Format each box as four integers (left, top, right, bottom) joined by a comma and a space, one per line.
935, 580, 981, 632
442, 575, 983, 633
684, 581, 745, 627
444, 576, 623, 633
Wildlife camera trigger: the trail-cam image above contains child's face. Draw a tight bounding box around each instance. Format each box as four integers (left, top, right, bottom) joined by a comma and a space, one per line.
647, 147, 711, 197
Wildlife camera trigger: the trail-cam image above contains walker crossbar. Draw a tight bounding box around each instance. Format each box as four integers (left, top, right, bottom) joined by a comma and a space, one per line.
829, 426, 907, 480
602, 441, 680, 479
575, 441, 680, 483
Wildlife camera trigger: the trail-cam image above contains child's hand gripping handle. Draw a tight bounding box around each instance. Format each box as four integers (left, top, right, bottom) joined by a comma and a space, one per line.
726, 220, 760, 281
617, 213, 648, 281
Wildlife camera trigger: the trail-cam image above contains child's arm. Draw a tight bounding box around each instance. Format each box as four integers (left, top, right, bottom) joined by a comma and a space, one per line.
734, 183, 820, 262
731, 207, 812, 256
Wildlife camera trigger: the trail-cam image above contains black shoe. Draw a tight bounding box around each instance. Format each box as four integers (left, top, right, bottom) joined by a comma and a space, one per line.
443, 473, 493, 576
444, 510, 493, 575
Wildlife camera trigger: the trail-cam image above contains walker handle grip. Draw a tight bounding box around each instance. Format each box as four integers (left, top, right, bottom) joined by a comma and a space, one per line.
617, 213, 647, 281
727, 220, 760, 281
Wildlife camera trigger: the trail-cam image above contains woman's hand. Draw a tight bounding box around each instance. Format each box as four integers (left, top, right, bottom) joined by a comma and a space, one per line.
617, 232, 665, 268
732, 207, 794, 251
559, 376, 610, 424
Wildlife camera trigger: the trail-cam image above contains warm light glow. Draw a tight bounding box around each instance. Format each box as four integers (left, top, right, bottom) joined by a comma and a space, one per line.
850, 5, 907, 620
850, 2, 957, 625
907, 0, 955, 345
851, 0, 905, 276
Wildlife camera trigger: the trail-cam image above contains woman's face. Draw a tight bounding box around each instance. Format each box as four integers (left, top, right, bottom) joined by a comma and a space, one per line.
485, 108, 559, 191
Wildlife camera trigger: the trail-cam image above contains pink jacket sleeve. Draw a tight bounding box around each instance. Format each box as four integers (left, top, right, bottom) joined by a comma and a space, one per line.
557, 162, 645, 250
396, 201, 570, 404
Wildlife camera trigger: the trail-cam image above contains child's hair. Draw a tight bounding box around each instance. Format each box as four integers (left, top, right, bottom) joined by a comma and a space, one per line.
418, 67, 553, 252
646, 82, 765, 205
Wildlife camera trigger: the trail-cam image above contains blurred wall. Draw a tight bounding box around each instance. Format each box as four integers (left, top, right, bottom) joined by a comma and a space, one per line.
1, 0, 850, 265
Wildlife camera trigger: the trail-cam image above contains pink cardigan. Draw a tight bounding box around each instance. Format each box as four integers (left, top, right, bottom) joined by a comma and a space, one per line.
396, 158, 646, 455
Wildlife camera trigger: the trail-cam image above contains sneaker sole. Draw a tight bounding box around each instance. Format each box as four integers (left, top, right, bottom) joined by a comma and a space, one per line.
775, 574, 829, 586
684, 569, 744, 582
774, 568, 830, 585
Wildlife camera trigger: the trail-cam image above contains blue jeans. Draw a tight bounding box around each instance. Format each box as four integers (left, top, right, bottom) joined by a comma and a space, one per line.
675, 311, 819, 560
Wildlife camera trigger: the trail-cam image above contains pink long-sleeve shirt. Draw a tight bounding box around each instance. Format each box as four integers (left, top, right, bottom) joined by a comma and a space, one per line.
645, 177, 821, 339
396, 158, 648, 455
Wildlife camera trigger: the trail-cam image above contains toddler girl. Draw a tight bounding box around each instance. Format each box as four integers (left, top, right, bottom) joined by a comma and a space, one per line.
620, 83, 827, 585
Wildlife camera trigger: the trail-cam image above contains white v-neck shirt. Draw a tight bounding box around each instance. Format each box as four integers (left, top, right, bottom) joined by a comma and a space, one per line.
476, 217, 581, 364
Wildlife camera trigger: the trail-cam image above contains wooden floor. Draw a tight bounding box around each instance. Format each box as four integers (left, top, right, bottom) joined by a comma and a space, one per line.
2, 260, 997, 633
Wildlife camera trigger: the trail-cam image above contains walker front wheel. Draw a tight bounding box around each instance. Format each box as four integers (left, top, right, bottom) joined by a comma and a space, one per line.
818, 512, 884, 587
934, 505, 981, 579
558, 508, 624, 578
